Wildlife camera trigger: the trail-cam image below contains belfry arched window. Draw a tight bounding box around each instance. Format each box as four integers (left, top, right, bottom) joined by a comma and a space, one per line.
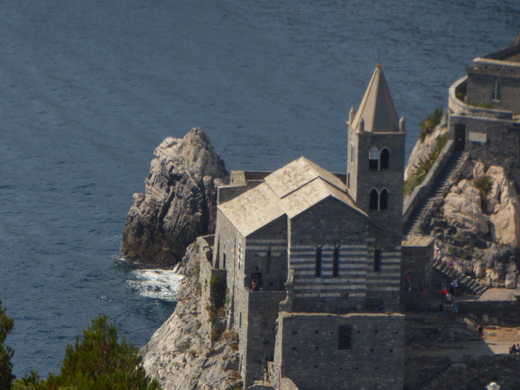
369, 189, 389, 211
369, 189, 379, 210
380, 148, 390, 169
369, 147, 379, 169
380, 189, 388, 210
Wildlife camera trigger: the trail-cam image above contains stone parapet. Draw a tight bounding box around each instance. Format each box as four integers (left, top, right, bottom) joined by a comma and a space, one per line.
448, 76, 514, 120
403, 139, 455, 223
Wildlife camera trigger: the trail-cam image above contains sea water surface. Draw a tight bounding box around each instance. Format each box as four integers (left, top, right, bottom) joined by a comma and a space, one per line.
0, 0, 518, 377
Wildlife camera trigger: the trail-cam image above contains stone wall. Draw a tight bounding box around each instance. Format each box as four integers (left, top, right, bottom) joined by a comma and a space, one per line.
467, 61, 520, 112
243, 291, 287, 387
457, 300, 520, 326
289, 198, 369, 313
401, 237, 434, 309
405, 355, 520, 390
273, 312, 405, 390
348, 129, 406, 233
448, 113, 520, 186
199, 238, 227, 328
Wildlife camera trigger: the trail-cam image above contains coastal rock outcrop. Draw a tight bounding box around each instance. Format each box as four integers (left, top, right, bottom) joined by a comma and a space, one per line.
121, 128, 229, 267
141, 239, 241, 390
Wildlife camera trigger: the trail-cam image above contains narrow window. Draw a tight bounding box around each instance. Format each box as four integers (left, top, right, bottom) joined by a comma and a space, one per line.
380, 148, 390, 170
380, 189, 388, 210
333, 246, 340, 277
266, 249, 271, 275
369, 189, 379, 210
492, 78, 500, 101
338, 325, 352, 350
347, 172, 350, 188
374, 248, 381, 272
315, 246, 322, 277
223, 253, 227, 269
350, 143, 355, 163
369, 147, 379, 170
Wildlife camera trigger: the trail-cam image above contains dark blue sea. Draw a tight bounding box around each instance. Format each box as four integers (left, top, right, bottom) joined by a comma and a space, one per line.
1, 0, 518, 378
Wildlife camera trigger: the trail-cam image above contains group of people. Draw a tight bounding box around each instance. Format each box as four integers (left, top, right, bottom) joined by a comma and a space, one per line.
509, 343, 520, 354
439, 279, 459, 314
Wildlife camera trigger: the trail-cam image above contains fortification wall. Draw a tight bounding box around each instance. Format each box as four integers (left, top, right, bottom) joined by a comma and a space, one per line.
273, 312, 405, 390
457, 300, 520, 326
448, 114, 520, 185
242, 291, 287, 387
405, 355, 520, 389
467, 71, 520, 112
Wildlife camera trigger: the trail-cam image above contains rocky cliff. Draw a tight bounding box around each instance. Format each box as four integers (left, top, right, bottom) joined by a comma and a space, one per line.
141, 238, 241, 390
121, 128, 229, 267
406, 123, 520, 289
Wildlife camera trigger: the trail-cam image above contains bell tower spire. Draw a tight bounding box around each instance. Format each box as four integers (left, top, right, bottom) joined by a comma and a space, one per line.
347, 65, 405, 233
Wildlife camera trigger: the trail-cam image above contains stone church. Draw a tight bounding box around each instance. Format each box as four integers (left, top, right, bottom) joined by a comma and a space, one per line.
212, 65, 407, 390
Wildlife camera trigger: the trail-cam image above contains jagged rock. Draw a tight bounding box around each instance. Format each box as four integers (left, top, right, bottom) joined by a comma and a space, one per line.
443, 179, 488, 234
505, 272, 517, 289
121, 128, 229, 267
141, 242, 240, 390
484, 166, 520, 246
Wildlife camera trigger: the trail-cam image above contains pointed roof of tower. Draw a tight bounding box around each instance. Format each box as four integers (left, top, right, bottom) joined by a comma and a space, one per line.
351, 65, 400, 132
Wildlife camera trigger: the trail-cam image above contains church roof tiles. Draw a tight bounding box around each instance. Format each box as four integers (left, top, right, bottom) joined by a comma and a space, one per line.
218, 157, 365, 237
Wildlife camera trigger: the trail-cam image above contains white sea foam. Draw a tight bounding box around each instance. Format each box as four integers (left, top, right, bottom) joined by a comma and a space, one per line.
128, 269, 183, 302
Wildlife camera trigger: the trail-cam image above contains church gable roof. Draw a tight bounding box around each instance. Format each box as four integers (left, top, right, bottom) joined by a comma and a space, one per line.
218, 157, 365, 237
351, 65, 400, 133
264, 157, 345, 198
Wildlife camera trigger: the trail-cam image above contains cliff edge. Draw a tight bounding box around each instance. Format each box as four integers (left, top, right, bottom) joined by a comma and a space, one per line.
121, 128, 229, 267
141, 237, 241, 390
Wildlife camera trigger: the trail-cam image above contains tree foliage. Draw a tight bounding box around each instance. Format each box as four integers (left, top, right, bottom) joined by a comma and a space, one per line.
0, 299, 15, 389
36, 315, 160, 390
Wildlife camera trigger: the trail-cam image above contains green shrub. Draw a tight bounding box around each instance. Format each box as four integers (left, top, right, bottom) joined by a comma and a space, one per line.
0, 300, 14, 390
209, 274, 226, 308
419, 107, 443, 142
474, 175, 492, 194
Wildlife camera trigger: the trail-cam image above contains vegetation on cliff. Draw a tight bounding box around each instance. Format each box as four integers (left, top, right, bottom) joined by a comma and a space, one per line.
2, 308, 159, 390
419, 106, 443, 142
0, 300, 15, 389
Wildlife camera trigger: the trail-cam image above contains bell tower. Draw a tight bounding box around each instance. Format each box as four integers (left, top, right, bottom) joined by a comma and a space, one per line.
346, 65, 406, 234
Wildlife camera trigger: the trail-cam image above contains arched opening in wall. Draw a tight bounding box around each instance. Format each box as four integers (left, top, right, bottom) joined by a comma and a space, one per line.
454, 124, 466, 151
369, 147, 379, 170
380, 189, 388, 210
369, 189, 379, 210
333, 246, 340, 277
374, 248, 382, 272
315, 246, 322, 277
380, 148, 390, 169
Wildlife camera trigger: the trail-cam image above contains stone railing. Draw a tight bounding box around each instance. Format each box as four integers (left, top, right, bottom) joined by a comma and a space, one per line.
402, 140, 455, 223
448, 76, 513, 120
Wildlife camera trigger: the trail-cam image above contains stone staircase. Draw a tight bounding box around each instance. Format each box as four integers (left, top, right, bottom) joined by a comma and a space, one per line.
406, 313, 480, 390
403, 151, 466, 237
414, 364, 453, 390
433, 260, 489, 295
